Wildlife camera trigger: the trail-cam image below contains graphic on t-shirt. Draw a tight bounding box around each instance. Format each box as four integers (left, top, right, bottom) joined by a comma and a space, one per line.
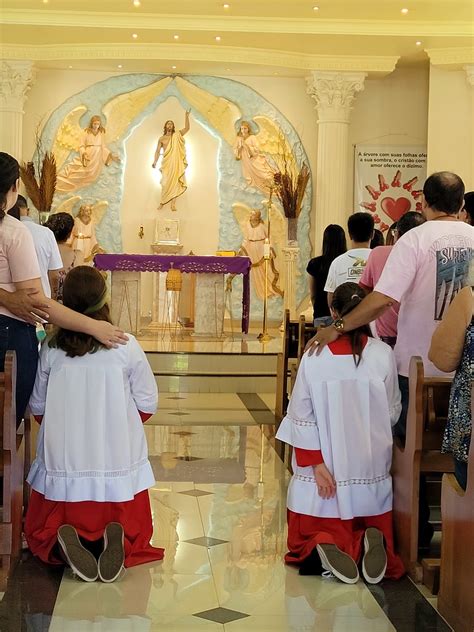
433, 238, 472, 320
346, 255, 368, 281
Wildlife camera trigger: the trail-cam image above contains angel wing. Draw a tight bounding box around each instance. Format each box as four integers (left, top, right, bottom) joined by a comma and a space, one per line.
102, 76, 173, 143
51, 106, 88, 171
51, 195, 82, 215
267, 202, 287, 292
90, 200, 109, 226
232, 202, 252, 241
253, 116, 297, 180
175, 76, 241, 146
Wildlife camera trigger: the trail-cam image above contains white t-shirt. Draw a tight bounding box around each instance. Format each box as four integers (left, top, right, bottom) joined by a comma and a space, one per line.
375, 220, 474, 377
21, 217, 63, 298
0, 214, 41, 321
324, 248, 372, 293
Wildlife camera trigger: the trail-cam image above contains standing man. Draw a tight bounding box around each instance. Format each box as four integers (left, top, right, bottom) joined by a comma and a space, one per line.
9, 195, 63, 299
324, 212, 374, 307
152, 110, 191, 212
310, 172, 473, 436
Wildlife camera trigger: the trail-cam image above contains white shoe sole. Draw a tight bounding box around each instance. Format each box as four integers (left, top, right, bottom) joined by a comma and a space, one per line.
316, 544, 359, 585
57, 525, 98, 583
362, 528, 387, 584
98, 522, 125, 583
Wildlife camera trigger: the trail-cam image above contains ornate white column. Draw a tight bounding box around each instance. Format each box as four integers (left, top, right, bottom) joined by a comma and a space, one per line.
306, 71, 366, 252
0, 61, 34, 160
282, 246, 299, 320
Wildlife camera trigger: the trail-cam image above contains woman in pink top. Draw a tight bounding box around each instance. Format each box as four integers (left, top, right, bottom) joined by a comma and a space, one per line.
0, 153, 126, 421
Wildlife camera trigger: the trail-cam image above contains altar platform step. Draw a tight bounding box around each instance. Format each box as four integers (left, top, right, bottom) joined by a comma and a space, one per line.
138, 327, 282, 393
146, 351, 278, 393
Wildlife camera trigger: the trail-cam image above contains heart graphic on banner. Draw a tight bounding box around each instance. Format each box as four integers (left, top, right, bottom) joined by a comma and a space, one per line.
380, 196, 411, 221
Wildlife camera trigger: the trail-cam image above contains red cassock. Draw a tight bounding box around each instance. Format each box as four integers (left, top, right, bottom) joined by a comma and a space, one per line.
25, 410, 164, 568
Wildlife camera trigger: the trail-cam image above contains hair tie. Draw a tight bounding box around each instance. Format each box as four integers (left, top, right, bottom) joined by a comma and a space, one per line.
351, 294, 361, 300
83, 288, 109, 315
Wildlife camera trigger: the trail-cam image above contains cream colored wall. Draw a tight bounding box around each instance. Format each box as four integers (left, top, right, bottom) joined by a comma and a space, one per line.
348, 65, 430, 221
427, 66, 474, 191
22, 69, 318, 316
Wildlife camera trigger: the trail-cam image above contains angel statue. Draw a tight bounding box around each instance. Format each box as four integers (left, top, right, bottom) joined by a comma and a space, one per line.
232, 204, 284, 300
233, 121, 276, 195
152, 110, 191, 212
56, 115, 120, 193
53, 197, 108, 264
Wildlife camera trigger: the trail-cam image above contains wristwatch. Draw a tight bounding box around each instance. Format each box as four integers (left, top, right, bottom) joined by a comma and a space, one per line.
333, 318, 345, 334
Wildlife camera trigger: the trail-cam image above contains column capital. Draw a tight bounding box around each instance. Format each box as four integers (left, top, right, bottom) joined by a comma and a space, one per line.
464, 65, 474, 87
306, 70, 367, 123
0, 60, 35, 112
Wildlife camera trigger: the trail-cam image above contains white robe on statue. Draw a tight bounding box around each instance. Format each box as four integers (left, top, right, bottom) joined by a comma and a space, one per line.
276, 338, 401, 521
27, 335, 158, 503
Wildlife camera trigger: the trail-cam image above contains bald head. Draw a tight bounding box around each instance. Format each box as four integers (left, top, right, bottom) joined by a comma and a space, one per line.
423, 171, 465, 216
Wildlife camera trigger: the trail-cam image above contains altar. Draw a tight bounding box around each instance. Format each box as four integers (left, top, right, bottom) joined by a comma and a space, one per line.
94, 253, 252, 336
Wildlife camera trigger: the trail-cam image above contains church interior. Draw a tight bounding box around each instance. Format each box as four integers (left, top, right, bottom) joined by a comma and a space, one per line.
0, 0, 473, 630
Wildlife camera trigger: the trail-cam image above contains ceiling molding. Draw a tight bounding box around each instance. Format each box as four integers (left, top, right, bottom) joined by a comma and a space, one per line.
2, 9, 473, 38
426, 46, 474, 67
0, 43, 399, 74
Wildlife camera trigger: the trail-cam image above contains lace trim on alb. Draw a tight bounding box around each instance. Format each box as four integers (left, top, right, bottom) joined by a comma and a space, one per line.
295, 473, 390, 486
285, 414, 317, 427
38, 457, 150, 479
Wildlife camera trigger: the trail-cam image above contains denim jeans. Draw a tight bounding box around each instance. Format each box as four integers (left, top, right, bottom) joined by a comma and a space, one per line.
0, 316, 39, 423
454, 458, 468, 491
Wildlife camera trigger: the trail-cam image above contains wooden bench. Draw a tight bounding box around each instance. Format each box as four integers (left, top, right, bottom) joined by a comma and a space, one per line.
437, 387, 474, 632
392, 356, 453, 582
0, 351, 29, 590
275, 309, 299, 419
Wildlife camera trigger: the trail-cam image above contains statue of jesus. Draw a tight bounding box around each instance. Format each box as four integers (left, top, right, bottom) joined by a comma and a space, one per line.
152, 110, 191, 212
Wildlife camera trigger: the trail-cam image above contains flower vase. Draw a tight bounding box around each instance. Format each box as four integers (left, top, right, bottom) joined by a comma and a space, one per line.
287, 217, 298, 245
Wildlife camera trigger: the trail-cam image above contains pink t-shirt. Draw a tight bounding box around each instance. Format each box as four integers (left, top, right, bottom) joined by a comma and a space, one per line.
360, 246, 399, 338
375, 220, 474, 377
0, 214, 41, 321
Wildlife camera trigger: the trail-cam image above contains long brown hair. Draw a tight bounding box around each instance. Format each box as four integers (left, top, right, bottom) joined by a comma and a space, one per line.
332, 282, 372, 367
0, 152, 20, 219
49, 266, 111, 357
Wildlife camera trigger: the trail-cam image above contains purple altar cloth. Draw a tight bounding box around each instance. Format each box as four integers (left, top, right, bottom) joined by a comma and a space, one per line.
94, 254, 251, 334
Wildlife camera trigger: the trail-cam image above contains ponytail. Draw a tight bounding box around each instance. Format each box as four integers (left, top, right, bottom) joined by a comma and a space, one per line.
332, 283, 372, 366
0, 153, 20, 219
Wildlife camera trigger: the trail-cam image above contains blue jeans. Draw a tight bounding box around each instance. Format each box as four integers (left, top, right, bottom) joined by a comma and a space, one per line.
0, 316, 39, 423
393, 375, 409, 440
454, 458, 467, 491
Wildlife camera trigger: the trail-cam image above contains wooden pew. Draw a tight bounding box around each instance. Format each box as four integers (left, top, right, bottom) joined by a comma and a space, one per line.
275, 309, 299, 419
392, 356, 453, 581
0, 351, 28, 590
437, 388, 474, 632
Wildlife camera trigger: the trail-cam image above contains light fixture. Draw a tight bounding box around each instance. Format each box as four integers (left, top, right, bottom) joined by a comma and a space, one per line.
68, 65, 73, 69
133, 0, 141, 6
172, 65, 177, 69
223, 3, 230, 7
215, 35, 222, 41
43, 0, 49, 4
313, 5, 319, 10
401, 8, 409, 14
118, 64, 123, 68
132, 33, 138, 39
173, 34, 179, 40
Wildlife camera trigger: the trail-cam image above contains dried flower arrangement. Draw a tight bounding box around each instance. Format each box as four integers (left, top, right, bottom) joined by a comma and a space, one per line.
20, 129, 57, 221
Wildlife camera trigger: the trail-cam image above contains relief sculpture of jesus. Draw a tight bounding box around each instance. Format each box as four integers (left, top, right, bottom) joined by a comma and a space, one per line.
152, 110, 191, 212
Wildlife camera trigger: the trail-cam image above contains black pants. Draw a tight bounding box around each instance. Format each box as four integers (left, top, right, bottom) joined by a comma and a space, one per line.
0, 316, 39, 423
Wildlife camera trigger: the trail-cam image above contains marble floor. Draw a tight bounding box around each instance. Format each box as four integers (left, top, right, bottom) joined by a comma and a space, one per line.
0, 393, 451, 632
